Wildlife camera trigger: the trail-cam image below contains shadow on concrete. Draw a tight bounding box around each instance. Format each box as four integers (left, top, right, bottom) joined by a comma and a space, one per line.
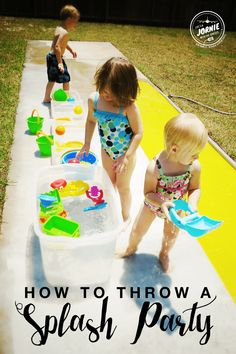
33, 150, 50, 158
120, 253, 183, 336
40, 101, 52, 118
26, 225, 110, 303
26, 225, 49, 289
24, 129, 34, 135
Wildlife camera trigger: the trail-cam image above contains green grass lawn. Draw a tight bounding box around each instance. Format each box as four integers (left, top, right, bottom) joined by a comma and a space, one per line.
0, 16, 235, 225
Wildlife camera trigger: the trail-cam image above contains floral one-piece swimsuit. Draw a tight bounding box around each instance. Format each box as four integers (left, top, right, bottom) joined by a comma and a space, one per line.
93, 92, 133, 160
144, 157, 191, 218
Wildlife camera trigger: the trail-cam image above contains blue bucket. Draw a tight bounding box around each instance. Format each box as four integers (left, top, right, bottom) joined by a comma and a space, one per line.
61, 150, 98, 165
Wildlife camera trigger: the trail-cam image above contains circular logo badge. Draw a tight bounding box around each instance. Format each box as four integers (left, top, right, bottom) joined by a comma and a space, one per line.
190, 11, 225, 48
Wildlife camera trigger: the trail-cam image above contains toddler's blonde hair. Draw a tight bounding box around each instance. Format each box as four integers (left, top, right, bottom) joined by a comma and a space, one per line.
164, 113, 208, 153
60, 5, 80, 21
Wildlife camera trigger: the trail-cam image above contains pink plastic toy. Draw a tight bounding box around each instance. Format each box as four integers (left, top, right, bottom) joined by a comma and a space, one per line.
86, 185, 105, 206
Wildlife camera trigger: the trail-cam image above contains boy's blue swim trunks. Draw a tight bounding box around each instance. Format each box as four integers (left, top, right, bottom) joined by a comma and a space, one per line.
46, 53, 70, 83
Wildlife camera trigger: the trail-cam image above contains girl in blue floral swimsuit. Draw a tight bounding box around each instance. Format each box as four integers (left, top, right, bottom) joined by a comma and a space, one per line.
93, 91, 134, 159
120, 113, 208, 273
77, 57, 143, 223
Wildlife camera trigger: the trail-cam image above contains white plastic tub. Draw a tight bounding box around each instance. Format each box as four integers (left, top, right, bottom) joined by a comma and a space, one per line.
51, 119, 86, 165
51, 94, 87, 120
34, 164, 123, 286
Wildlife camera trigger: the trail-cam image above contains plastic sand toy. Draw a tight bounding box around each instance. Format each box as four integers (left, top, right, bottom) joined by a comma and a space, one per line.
86, 186, 105, 205
39, 189, 67, 223
84, 202, 108, 212
55, 117, 71, 122
27, 109, 44, 135
55, 126, 65, 135
67, 97, 75, 102
52, 89, 68, 101
61, 150, 98, 165
50, 179, 67, 190
68, 158, 80, 164
39, 195, 57, 208
169, 200, 222, 237
84, 185, 107, 212
59, 180, 89, 198
55, 141, 83, 152
42, 215, 80, 237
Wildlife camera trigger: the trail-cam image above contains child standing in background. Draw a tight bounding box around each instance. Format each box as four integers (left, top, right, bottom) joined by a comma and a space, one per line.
77, 57, 143, 224
43, 5, 80, 103
120, 113, 208, 272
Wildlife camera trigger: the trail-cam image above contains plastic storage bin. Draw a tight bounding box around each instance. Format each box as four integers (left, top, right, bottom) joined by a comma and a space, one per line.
51, 119, 86, 165
51, 93, 86, 120
34, 164, 123, 286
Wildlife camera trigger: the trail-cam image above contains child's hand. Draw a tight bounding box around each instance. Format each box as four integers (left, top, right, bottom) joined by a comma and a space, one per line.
71, 50, 77, 58
76, 143, 90, 159
161, 201, 175, 221
58, 63, 64, 73
113, 155, 129, 174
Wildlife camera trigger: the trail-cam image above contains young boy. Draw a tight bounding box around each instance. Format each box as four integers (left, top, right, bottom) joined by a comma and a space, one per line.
43, 5, 80, 103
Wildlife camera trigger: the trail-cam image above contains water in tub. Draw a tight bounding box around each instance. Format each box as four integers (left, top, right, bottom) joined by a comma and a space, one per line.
36, 165, 122, 285
39, 181, 118, 237
62, 192, 116, 236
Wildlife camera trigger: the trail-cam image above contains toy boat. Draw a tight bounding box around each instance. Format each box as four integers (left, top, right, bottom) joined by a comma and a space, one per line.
169, 200, 222, 237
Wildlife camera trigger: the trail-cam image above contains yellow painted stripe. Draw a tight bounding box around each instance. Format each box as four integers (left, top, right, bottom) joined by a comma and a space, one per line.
137, 80, 236, 302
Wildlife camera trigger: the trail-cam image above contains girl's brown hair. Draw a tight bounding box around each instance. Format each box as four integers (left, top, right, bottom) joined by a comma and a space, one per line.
60, 5, 80, 20
94, 57, 139, 106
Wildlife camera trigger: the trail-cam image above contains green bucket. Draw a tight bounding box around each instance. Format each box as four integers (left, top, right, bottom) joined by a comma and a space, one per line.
27, 109, 44, 134
36, 132, 54, 157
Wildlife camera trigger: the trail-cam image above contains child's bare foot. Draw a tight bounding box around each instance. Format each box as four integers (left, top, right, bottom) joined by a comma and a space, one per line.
43, 98, 51, 104
159, 252, 170, 272
116, 245, 137, 258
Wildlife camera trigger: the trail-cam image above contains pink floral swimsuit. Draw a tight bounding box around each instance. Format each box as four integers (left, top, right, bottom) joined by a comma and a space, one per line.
144, 158, 191, 218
